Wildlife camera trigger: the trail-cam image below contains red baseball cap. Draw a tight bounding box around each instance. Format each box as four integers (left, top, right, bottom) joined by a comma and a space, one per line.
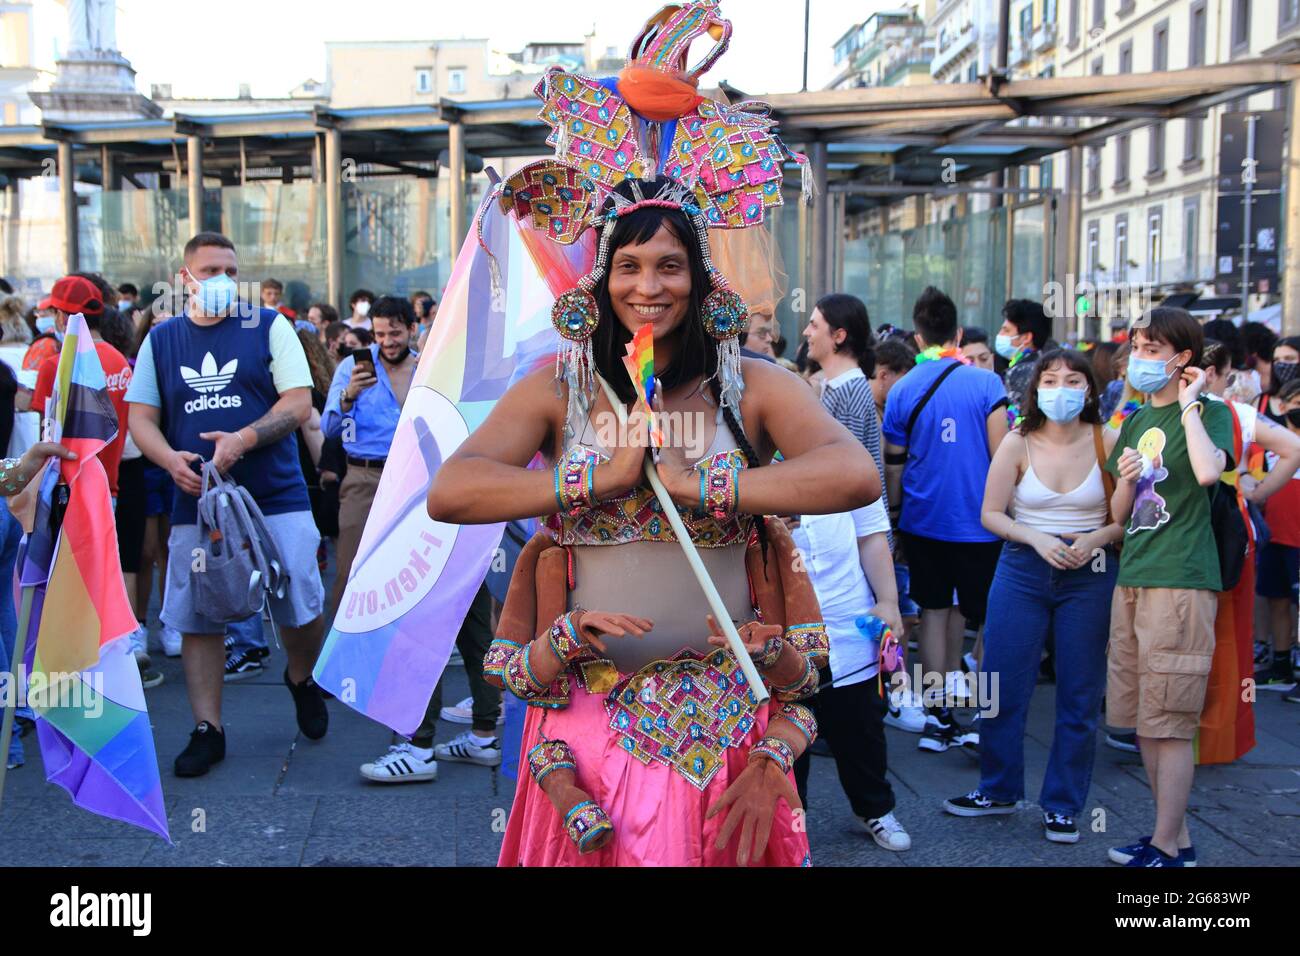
38, 275, 104, 315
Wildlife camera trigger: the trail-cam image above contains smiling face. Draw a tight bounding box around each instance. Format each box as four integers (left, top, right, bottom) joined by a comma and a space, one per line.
801, 308, 844, 365
606, 223, 693, 349
372, 315, 412, 364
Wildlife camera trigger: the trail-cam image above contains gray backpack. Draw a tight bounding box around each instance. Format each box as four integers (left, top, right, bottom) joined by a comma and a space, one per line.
193, 461, 289, 624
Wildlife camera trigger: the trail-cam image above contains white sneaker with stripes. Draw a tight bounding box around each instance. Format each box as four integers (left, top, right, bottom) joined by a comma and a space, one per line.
434, 731, 502, 767
360, 743, 438, 783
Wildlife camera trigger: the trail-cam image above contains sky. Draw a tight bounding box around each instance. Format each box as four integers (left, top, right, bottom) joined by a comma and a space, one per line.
111, 0, 871, 100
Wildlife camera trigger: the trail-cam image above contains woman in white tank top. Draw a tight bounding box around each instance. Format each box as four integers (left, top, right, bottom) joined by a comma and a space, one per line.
942, 349, 1123, 844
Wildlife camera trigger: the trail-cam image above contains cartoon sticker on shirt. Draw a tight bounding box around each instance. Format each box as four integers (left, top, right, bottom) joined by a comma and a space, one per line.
1128, 427, 1171, 534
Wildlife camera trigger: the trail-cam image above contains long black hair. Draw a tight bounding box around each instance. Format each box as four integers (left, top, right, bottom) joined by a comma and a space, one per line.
588, 183, 768, 559
1016, 348, 1102, 435
813, 292, 875, 379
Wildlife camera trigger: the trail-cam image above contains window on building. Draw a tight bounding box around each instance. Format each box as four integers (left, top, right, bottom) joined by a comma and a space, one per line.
1147, 206, 1163, 284
1148, 122, 1166, 173
1087, 220, 1100, 279
1115, 214, 1129, 280
1091, 55, 1103, 75
1020, 5, 1033, 37
1092, 0, 1104, 28
1069, 0, 1080, 43
1232, 0, 1251, 51
1119, 39, 1133, 72
1087, 145, 1101, 193
1040, 157, 1053, 189
415, 68, 433, 94
1282, 0, 1300, 30
1190, 1, 1207, 65
1183, 197, 1199, 279
1116, 133, 1130, 183
1184, 111, 1204, 162
967, 60, 978, 82
447, 68, 467, 94
1153, 20, 1169, 70
1045, 0, 1058, 24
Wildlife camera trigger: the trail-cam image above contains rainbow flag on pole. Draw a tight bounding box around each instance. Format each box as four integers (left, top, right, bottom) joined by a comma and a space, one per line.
313, 184, 593, 734
20, 312, 168, 841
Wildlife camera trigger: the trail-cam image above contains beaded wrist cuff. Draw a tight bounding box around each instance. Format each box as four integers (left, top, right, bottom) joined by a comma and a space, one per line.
555, 456, 596, 514
784, 622, 830, 667
527, 739, 576, 787
547, 611, 586, 663
773, 655, 819, 702
749, 736, 795, 776
564, 800, 614, 855
776, 702, 818, 745
700, 461, 739, 520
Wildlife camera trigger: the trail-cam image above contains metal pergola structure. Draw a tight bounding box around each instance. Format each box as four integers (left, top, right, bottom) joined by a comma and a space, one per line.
1, 54, 1298, 330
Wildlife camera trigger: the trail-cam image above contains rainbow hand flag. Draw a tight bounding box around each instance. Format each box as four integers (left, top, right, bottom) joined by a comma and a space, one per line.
313, 183, 595, 734
622, 323, 662, 448
20, 312, 168, 841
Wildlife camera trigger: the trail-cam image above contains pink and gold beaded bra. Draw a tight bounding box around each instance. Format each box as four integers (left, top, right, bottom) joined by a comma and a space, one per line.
477, 1, 811, 438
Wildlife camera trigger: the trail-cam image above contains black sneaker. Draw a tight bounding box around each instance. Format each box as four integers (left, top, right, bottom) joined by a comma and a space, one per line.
284, 669, 329, 740
943, 789, 1017, 816
1285, 685, 1300, 704
919, 708, 959, 753
1256, 663, 1297, 693
1043, 811, 1080, 843
1105, 730, 1139, 753
224, 650, 265, 682
175, 722, 226, 777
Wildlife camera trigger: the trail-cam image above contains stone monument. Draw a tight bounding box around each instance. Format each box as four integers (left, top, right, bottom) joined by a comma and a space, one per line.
30, 0, 162, 121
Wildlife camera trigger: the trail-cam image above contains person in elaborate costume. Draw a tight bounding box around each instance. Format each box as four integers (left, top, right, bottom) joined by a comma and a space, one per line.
426, 1, 879, 866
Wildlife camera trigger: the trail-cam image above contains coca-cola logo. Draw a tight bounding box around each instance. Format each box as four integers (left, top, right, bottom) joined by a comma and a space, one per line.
104, 367, 132, 393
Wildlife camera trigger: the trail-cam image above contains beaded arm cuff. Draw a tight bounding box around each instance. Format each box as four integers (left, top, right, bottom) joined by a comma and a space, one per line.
527, 739, 576, 786
784, 622, 830, 669
775, 702, 818, 746
564, 800, 614, 855
482, 638, 523, 689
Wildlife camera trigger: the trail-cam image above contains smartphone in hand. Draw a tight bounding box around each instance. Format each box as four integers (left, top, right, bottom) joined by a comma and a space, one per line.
351, 347, 375, 377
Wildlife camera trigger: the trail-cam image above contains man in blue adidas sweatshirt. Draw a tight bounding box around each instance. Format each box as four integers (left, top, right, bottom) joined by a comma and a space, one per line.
127, 232, 328, 777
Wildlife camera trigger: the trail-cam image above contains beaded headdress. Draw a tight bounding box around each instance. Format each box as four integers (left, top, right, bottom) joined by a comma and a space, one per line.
484, 1, 810, 430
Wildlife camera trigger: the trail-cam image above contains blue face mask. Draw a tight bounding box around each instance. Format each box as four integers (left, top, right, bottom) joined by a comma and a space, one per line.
995, 334, 1020, 359
1037, 386, 1087, 423
190, 272, 238, 316
1127, 355, 1178, 394
35, 314, 56, 335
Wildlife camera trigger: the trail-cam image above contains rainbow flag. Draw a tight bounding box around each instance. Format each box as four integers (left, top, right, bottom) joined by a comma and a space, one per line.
20, 312, 168, 840
313, 186, 595, 734
622, 323, 662, 448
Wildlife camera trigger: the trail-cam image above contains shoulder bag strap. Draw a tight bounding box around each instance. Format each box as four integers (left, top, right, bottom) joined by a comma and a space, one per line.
904, 361, 962, 443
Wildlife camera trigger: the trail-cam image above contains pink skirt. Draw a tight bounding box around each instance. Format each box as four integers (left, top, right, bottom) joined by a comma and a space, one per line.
498, 685, 811, 867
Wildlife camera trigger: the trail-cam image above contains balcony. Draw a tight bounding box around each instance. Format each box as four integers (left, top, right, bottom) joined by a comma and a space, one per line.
1033, 20, 1057, 52
1011, 39, 1032, 66
932, 23, 976, 76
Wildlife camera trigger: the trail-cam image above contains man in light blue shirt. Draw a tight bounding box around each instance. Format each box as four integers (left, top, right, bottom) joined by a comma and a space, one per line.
322, 295, 418, 615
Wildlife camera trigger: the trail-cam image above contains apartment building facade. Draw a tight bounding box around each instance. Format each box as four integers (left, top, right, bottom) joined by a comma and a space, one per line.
1061, 0, 1296, 312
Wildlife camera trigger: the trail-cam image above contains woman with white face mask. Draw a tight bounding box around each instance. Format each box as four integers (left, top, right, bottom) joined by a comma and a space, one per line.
943, 349, 1123, 846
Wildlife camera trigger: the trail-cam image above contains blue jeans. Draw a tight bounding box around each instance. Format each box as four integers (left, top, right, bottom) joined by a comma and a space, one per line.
0, 500, 28, 766
226, 613, 267, 655
978, 540, 1118, 816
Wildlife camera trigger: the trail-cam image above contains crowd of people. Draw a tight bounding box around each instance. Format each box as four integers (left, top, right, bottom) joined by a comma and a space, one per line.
1, 227, 1297, 868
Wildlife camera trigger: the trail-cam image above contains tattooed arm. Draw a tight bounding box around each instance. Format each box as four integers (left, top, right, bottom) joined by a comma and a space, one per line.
200, 387, 313, 473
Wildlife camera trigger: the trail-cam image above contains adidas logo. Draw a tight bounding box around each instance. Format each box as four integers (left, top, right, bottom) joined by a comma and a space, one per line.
182, 353, 242, 414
